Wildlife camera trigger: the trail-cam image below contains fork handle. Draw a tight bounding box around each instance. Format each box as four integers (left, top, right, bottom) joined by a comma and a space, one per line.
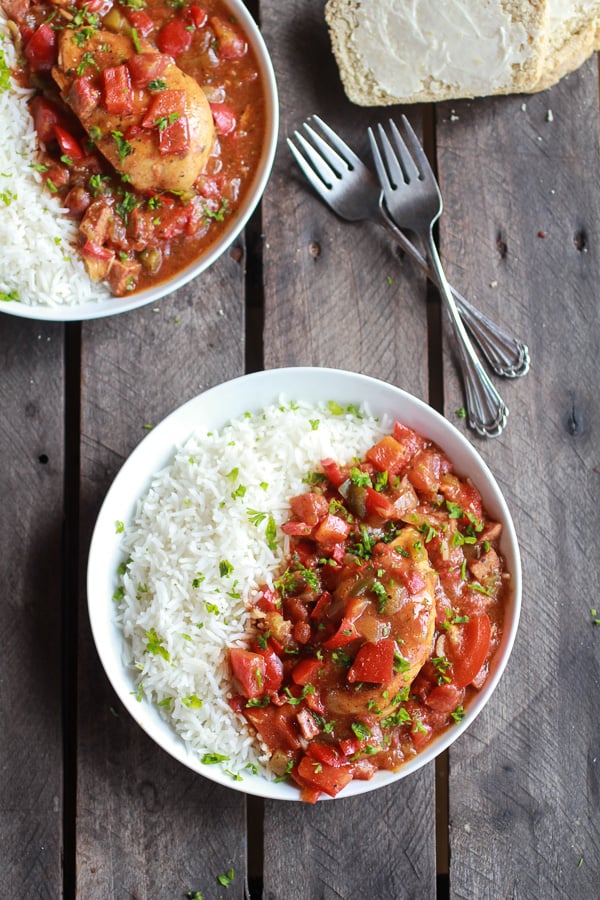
425, 231, 509, 438
378, 208, 530, 378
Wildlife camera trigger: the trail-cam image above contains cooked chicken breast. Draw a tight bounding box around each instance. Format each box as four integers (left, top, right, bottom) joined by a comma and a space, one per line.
53, 28, 215, 192
323, 527, 437, 718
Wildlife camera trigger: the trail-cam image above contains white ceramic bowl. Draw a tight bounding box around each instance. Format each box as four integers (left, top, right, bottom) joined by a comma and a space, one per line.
87, 367, 521, 800
1, 0, 278, 322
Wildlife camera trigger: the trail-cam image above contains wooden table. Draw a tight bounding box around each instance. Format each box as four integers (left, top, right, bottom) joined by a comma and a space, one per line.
2, 2, 599, 897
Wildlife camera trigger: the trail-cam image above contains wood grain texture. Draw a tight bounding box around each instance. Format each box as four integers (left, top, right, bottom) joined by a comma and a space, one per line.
260, 2, 436, 897
0, 319, 64, 898
77, 256, 250, 898
435, 62, 600, 898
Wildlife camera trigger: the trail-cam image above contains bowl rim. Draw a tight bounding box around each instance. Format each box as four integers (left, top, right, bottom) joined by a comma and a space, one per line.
87, 366, 522, 801
0, 0, 279, 322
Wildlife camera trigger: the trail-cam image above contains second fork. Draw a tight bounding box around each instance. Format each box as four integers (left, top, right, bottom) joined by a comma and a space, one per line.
369, 118, 509, 438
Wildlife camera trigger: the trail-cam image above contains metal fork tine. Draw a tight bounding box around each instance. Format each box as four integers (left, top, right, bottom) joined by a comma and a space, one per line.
301, 121, 351, 179
395, 114, 431, 178
367, 126, 394, 193
288, 131, 338, 190
311, 114, 365, 173
377, 124, 408, 189
387, 118, 421, 182
287, 135, 334, 197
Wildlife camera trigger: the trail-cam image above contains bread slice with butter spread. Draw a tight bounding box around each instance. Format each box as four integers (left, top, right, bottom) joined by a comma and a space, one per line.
325, 0, 599, 105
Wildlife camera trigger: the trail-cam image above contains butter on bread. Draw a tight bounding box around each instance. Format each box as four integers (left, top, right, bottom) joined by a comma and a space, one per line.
324, 0, 600, 105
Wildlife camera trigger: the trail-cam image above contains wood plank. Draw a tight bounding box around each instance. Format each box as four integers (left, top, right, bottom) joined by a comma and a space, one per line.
0, 318, 64, 897
77, 256, 250, 898
260, 2, 437, 896
436, 60, 600, 897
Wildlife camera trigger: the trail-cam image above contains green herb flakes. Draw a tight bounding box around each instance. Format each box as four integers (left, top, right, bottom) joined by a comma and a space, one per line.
217, 868, 235, 887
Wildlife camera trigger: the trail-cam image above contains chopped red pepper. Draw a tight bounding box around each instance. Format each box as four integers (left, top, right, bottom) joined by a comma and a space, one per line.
102, 65, 133, 116
24, 23, 57, 72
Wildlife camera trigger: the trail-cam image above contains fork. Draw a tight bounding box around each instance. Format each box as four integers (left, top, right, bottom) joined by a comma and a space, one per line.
287, 115, 529, 380
368, 117, 509, 437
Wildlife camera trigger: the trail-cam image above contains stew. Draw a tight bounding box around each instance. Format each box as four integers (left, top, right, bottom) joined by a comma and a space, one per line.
229, 421, 509, 802
4, 0, 266, 294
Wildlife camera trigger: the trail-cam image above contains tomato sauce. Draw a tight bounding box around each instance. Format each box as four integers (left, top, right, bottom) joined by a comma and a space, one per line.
229, 421, 509, 802
6, 0, 266, 294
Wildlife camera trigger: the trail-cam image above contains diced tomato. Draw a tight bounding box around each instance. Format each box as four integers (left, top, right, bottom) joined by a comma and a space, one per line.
54, 125, 84, 160
299, 786, 322, 804
313, 513, 351, 545
127, 9, 154, 37
399, 565, 426, 595
255, 586, 280, 613
366, 435, 408, 476
209, 102, 237, 136
364, 486, 396, 520
24, 23, 57, 72
188, 4, 207, 27
425, 683, 465, 713
29, 96, 62, 144
68, 76, 101, 120
102, 65, 133, 116
281, 521, 313, 537
320, 458, 346, 488
446, 614, 491, 689
310, 590, 332, 620
440, 475, 484, 525
405, 448, 451, 493
81, 240, 114, 262
411, 718, 433, 751
392, 422, 428, 460
260, 646, 284, 694
159, 115, 190, 155
306, 741, 345, 768
127, 52, 169, 88
245, 704, 301, 752
347, 638, 396, 685
229, 647, 267, 700
156, 18, 192, 56
142, 89, 186, 128
210, 15, 247, 59
292, 657, 322, 686
339, 736, 361, 757
296, 755, 353, 798
290, 492, 328, 526
323, 597, 368, 649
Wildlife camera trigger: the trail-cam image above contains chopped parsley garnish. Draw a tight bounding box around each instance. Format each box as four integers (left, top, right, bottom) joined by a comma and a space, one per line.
115, 520, 125, 533
111, 130, 133, 161
217, 868, 235, 888
182, 694, 203, 708
219, 560, 234, 577
148, 78, 168, 92
201, 752, 230, 764
349, 467, 371, 487
145, 628, 169, 661
76, 51, 100, 76
393, 652, 410, 673
115, 191, 140, 225
0, 49, 11, 92
351, 721, 371, 740
284, 684, 315, 705
451, 706, 465, 723
202, 197, 229, 222
327, 400, 345, 415
204, 601, 220, 614
372, 580, 388, 612
246, 696, 270, 708
153, 112, 180, 132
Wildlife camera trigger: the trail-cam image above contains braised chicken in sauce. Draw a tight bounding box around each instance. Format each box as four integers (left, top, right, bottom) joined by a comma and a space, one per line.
2, 0, 266, 295
229, 420, 509, 802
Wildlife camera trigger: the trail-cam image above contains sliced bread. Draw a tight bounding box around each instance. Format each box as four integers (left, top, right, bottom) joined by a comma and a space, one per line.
325, 0, 550, 105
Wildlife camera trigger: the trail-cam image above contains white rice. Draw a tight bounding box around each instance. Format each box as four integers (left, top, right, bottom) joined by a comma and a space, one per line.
117, 399, 390, 779
0, 13, 109, 307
